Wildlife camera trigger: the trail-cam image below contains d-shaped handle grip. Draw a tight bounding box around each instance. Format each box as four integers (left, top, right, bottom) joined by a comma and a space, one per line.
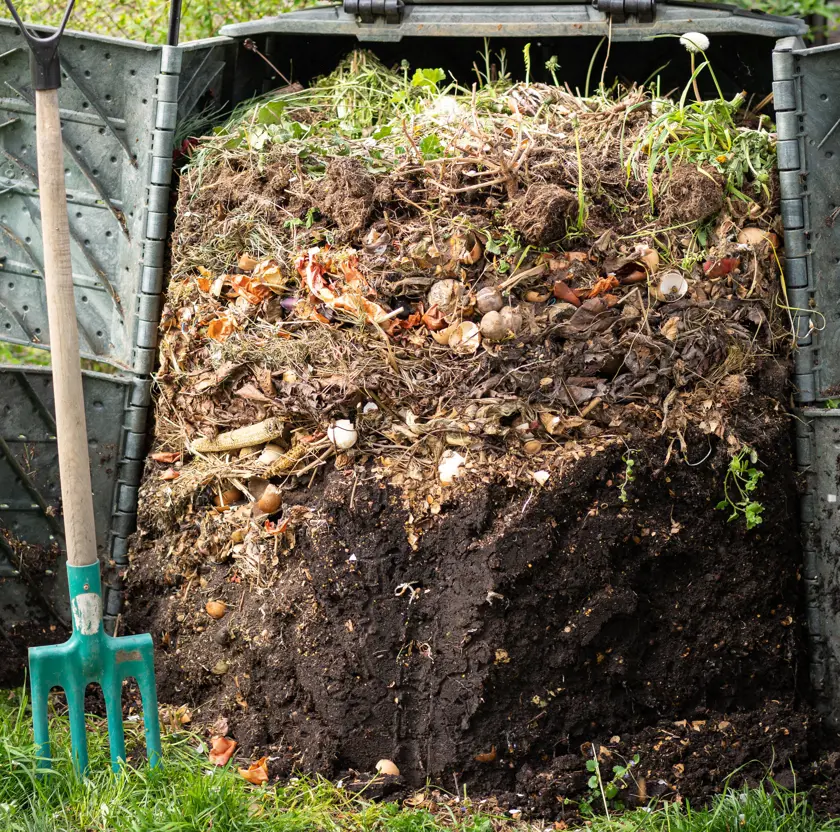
3, 0, 75, 90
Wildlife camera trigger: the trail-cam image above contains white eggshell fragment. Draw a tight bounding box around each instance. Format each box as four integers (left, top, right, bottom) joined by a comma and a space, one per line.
328, 419, 358, 450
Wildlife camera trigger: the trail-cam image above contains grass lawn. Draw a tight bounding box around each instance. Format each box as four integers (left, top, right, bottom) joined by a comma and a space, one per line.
0, 691, 836, 832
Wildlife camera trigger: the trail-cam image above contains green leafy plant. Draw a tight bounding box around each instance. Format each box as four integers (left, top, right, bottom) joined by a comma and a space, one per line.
731, 0, 839, 39
11, 0, 298, 43
628, 45, 776, 210
411, 67, 447, 90
582, 745, 640, 817
419, 133, 444, 160
716, 446, 764, 530
825, 398, 840, 409
545, 55, 561, 86
619, 451, 636, 503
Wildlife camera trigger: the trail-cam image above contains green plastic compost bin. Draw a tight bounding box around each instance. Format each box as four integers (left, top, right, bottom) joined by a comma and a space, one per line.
3, 1, 835, 723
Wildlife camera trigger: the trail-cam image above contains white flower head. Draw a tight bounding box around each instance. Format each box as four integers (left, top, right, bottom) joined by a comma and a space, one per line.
680, 31, 710, 53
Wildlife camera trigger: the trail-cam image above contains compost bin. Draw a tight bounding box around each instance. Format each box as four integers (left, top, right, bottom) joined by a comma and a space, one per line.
5, 0, 840, 817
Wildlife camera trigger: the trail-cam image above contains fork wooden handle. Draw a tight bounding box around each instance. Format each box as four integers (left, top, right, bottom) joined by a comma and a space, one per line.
35, 88, 98, 568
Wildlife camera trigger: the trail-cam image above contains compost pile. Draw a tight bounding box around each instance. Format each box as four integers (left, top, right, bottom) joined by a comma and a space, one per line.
128, 50, 827, 815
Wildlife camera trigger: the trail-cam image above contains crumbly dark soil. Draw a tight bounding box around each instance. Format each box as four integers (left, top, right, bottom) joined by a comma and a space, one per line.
506, 183, 576, 245
659, 165, 725, 225
125, 359, 840, 816
0, 536, 68, 688
319, 158, 377, 238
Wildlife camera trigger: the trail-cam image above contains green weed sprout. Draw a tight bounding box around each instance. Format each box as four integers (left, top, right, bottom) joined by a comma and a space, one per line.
716, 447, 764, 530
583, 744, 640, 818
619, 451, 636, 503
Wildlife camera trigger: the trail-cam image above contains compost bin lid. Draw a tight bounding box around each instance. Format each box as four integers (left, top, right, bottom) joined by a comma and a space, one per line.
219, 0, 807, 43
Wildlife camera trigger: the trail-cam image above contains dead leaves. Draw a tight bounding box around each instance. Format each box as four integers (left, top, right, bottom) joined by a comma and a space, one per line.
206, 317, 235, 342
296, 248, 392, 328
661, 317, 680, 342
229, 273, 273, 305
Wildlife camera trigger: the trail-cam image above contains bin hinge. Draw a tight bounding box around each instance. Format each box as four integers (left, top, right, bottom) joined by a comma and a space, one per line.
593, 0, 656, 22
344, 0, 404, 24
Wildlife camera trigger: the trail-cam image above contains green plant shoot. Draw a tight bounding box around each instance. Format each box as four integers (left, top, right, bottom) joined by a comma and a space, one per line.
716, 446, 764, 530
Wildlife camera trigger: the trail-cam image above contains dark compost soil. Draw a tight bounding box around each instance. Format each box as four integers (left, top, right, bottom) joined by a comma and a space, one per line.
124, 359, 840, 817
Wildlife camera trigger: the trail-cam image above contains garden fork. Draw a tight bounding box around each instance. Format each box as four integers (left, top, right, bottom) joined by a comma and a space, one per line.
2, 0, 162, 772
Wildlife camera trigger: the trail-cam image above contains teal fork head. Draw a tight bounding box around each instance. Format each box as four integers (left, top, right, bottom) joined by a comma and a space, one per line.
28, 563, 162, 773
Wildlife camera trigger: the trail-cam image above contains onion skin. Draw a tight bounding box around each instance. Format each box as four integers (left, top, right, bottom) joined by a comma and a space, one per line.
552, 281, 581, 307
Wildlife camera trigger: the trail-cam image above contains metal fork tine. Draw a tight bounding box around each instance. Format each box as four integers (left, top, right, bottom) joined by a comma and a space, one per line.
135, 657, 162, 767
28, 658, 52, 766
64, 682, 88, 774
103, 676, 126, 773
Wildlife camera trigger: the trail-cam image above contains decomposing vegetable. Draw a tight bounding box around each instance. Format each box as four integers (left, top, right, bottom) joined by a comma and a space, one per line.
256, 484, 283, 515
376, 759, 400, 776
206, 600, 227, 619
209, 736, 237, 766
476, 286, 504, 314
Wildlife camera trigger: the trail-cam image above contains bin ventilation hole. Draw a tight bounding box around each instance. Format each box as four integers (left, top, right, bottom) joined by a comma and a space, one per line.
98, 128, 105, 135
3, 323, 10, 330
81, 295, 88, 303
827, 152, 834, 159
76, 212, 82, 219
92, 169, 99, 176
22, 305, 28, 312
82, 101, 89, 109
84, 70, 91, 78
96, 330, 103, 337
93, 400, 104, 410
34, 328, 41, 335
7, 282, 14, 289
24, 236, 30, 243
105, 230, 112, 238
84, 239, 90, 247
75, 145, 81, 151
822, 94, 829, 101
130, 69, 136, 76
105, 52, 110, 59
105, 95, 112, 102
142, 98, 148, 104
66, 194, 73, 200
110, 156, 117, 163
79, 44, 85, 51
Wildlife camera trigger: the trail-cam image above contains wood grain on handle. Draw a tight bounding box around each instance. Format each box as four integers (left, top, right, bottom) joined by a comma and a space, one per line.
35, 88, 98, 568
